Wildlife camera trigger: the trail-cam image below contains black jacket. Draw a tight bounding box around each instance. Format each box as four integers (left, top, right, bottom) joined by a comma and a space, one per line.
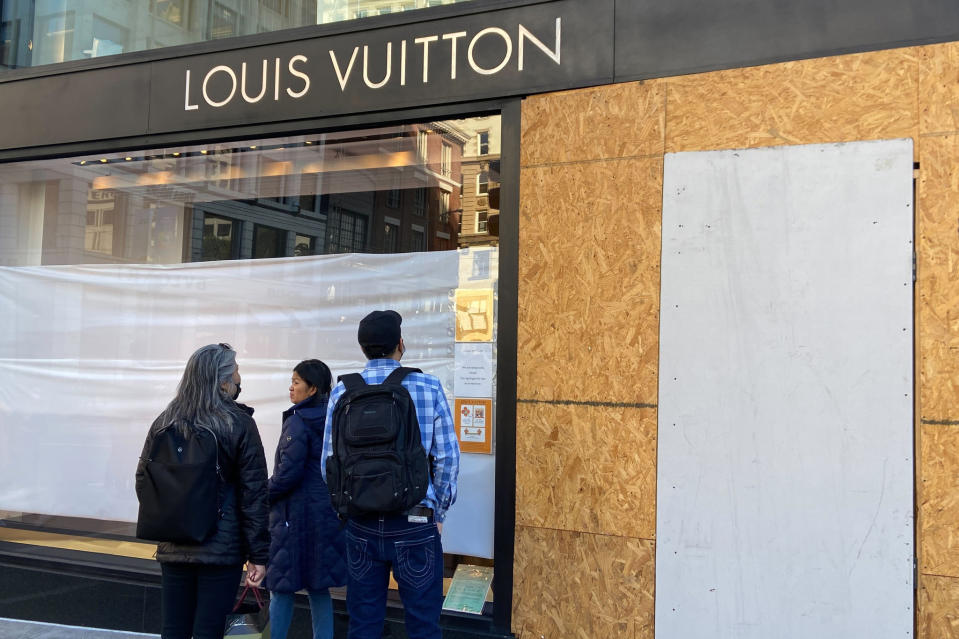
265, 393, 346, 593
136, 403, 270, 566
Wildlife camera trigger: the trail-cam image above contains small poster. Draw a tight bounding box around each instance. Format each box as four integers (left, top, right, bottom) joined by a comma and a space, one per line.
442, 564, 494, 615
454, 288, 494, 342
454, 397, 493, 454
454, 342, 494, 398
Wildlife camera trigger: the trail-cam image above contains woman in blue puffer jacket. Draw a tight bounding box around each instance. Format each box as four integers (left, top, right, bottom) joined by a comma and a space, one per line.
265, 359, 347, 639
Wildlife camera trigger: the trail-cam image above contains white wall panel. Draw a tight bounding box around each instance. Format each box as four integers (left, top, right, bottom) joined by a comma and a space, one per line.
656, 140, 914, 639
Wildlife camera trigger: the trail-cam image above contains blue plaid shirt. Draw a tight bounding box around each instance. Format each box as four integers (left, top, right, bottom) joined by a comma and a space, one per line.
321, 359, 460, 522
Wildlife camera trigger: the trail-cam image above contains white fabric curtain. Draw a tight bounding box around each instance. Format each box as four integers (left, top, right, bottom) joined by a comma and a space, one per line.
0, 249, 496, 557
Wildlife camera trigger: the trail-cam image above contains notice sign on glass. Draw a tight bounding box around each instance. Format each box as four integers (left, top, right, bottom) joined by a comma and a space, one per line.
454, 398, 493, 454
442, 564, 494, 615
454, 342, 493, 398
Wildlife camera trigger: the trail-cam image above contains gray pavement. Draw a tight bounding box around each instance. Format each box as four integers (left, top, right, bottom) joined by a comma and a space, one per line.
0, 619, 158, 639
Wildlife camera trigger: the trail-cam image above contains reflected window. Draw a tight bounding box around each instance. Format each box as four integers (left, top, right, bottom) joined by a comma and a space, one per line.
210, 2, 238, 39
253, 224, 286, 258
384, 221, 399, 252
35, 12, 74, 65
294, 233, 314, 256
478, 131, 490, 156
441, 143, 452, 177
477, 171, 489, 196
202, 215, 239, 261
476, 210, 488, 233
154, 0, 189, 27
86, 15, 127, 57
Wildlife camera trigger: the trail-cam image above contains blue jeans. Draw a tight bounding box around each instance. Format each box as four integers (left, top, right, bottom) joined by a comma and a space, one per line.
345, 515, 444, 639
270, 589, 333, 639
159, 562, 243, 639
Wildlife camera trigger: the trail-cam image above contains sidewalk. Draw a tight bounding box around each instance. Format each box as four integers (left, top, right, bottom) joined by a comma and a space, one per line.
0, 618, 158, 639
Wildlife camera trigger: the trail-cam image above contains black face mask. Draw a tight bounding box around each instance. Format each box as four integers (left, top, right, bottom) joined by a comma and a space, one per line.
231, 384, 242, 400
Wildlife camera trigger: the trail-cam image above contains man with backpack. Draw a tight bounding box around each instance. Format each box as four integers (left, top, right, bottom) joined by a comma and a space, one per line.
321, 309, 459, 639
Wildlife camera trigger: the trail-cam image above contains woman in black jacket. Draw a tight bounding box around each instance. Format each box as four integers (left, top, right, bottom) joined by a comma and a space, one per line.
266, 359, 346, 639
136, 343, 270, 639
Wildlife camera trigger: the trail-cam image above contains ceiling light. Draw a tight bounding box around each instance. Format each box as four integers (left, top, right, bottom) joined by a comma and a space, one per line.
99, 158, 108, 163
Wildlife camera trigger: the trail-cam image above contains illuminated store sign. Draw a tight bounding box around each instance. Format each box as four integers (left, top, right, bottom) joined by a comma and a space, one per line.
183, 20, 562, 111
148, 0, 612, 131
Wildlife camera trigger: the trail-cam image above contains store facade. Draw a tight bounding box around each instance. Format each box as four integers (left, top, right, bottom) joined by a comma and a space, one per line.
3, 1, 959, 637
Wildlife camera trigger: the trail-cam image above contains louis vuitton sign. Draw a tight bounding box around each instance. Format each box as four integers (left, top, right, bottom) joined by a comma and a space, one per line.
149, 0, 613, 132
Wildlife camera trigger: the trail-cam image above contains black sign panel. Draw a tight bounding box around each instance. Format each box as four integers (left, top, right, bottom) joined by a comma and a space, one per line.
147, 0, 613, 134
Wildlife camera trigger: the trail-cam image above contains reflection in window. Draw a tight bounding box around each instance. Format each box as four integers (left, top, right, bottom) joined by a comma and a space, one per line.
330, 209, 367, 254
0, 115, 498, 268
477, 171, 489, 195
441, 143, 452, 177
478, 131, 489, 156
411, 225, 426, 252
202, 215, 238, 261
154, 0, 189, 27
293, 233, 314, 256
5, 1, 479, 69
253, 224, 286, 258
86, 15, 127, 57
34, 12, 74, 65
210, 2, 238, 39
476, 210, 488, 233
384, 221, 399, 252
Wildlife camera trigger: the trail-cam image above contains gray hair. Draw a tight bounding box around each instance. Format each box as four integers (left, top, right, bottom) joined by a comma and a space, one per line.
160, 343, 239, 436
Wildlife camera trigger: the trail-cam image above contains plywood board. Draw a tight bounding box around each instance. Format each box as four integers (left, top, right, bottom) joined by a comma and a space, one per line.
521, 80, 666, 167
518, 157, 662, 403
917, 135, 959, 419
656, 140, 914, 639
512, 525, 655, 639
920, 423, 959, 576
919, 574, 959, 639
515, 401, 657, 539
920, 42, 959, 135
665, 49, 919, 158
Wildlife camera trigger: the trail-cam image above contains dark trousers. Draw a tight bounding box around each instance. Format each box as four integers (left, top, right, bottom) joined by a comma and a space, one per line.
345, 514, 444, 639
160, 562, 243, 639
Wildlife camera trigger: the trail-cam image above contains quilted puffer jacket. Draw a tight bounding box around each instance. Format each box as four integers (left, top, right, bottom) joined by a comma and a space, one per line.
265, 393, 347, 593
137, 403, 270, 566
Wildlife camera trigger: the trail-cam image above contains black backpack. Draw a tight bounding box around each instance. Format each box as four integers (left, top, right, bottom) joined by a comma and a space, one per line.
136, 421, 222, 544
327, 367, 430, 517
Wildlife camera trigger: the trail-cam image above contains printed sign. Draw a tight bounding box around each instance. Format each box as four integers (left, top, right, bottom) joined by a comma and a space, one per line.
454, 288, 494, 342
454, 397, 493, 454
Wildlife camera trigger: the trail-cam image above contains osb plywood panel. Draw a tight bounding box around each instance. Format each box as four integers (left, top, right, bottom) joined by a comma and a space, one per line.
512, 525, 655, 639
515, 401, 657, 539
920, 423, 959, 576
665, 48, 919, 157
919, 574, 959, 639
517, 157, 662, 403
521, 80, 666, 167
920, 42, 959, 135
918, 136, 959, 418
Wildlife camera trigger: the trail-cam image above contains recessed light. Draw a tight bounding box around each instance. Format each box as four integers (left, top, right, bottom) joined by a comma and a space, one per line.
125, 157, 132, 161
249, 145, 257, 149
201, 150, 208, 154
99, 158, 108, 163
172, 152, 180, 157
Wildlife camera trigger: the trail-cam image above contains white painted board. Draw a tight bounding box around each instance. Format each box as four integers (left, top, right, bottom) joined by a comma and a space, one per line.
656, 140, 914, 639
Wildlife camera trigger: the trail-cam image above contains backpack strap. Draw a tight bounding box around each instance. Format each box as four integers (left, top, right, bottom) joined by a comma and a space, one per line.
339, 373, 367, 391
383, 367, 422, 386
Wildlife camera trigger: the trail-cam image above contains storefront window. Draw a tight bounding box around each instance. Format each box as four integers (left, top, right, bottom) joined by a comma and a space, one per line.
0, 0, 477, 70
0, 115, 501, 606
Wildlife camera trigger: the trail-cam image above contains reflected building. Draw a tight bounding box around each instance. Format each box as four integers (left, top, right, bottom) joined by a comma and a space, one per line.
454, 116, 501, 248
0, 121, 471, 266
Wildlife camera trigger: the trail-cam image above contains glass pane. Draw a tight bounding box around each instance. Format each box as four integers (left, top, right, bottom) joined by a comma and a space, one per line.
0, 116, 500, 267
0, 0, 478, 70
